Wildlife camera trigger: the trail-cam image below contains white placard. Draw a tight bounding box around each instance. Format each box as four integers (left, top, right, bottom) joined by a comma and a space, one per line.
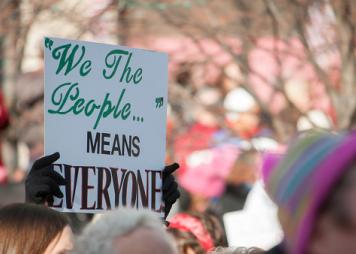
44, 37, 168, 215
223, 182, 284, 250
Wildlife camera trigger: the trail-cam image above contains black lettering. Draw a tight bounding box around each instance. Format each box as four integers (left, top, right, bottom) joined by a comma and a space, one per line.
111, 168, 127, 207
122, 171, 137, 207
97, 167, 112, 209
137, 170, 149, 208
122, 135, 132, 156
150, 170, 162, 212
62, 164, 80, 209
81, 166, 97, 209
87, 131, 100, 153
132, 136, 140, 157
111, 134, 122, 155
101, 132, 111, 155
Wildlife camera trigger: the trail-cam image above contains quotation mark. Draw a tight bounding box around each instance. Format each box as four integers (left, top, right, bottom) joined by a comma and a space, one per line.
155, 97, 163, 108
45, 37, 54, 50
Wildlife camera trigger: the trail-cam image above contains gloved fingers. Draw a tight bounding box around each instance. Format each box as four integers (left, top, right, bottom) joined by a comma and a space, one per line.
162, 180, 178, 199
46, 195, 54, 205
164, 191, 180, 218
162, 175, 175, 191
30, 184, 52, 204
163, 187, 180, 203
38, 176, 64, 199
163, 163, 179, 178
31, 152, 60, 172
40, 168, 66, 185
165, 203, 173, 218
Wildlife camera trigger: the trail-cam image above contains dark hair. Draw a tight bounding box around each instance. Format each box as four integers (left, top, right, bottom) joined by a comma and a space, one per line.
190, 211, 228, 247
0, 203, 69, 254
227, 149, 259, 185
167, 228, 205, 254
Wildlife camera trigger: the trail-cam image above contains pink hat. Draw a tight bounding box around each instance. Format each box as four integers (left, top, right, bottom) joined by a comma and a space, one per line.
179, 144, 239, 197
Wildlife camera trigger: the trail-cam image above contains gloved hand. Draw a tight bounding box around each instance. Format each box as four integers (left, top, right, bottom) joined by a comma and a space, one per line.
25, 152, 66, 204
162, 163, 180, 218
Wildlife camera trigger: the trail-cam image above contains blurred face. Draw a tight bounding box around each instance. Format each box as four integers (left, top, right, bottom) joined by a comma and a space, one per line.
114, 227, 178, 254
227, 161, 258, 185
186, 247, 197, 254
227, 109, 260, 138
44, 226, 73, 254
190, 194, 210, 212
308, 168, 356, 254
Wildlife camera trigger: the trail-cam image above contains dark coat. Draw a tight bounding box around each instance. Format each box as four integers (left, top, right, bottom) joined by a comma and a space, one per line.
264, 244, 286, 254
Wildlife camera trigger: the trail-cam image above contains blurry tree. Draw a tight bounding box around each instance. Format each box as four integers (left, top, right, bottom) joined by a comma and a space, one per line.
0, 0, 354, 147
141, 0, 355, 140
0, 0, 120, 172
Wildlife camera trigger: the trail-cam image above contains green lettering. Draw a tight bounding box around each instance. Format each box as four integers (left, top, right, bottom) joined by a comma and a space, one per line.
85, 100, 100, 116
48, 83, 79, 114
133, 68, 143, 84
102, 49, 129, 79
94, 93, 115, 129
113, 89, 126, 118
80, 60, 92, 76
120, 53, 133, 83
52, 44, 86, 75
122, 103, 131, 120
72, 98, 85, 114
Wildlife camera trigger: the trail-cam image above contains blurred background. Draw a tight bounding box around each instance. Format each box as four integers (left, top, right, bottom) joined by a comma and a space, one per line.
0, 0, 355, 248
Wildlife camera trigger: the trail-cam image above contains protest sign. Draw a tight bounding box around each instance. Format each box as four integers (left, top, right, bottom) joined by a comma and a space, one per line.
44, 37, 168, 215
223, 182, 283, 250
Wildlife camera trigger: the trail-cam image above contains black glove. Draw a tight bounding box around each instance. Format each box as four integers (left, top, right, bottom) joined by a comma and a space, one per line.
25, 152, 66, 204
162, 163, 180, 218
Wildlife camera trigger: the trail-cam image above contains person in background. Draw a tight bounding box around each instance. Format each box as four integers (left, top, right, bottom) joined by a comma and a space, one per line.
173, 87, 222, 177
0, 203, 73, 254
73, 208, 178, 254
222, 88, 273, 141
263, 131, 356, 254
219, 149, 259, 214
179, 144, 239, 213
168, 211, 227, 253
167, 228, 206, 254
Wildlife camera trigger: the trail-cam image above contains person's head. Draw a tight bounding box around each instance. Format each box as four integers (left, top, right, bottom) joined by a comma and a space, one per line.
168, 211, 227, 253
198, 211, 228, 248
0, 203, 72, 254
167, 228, 205, 254
223, 88, 260, 137
179, 145, 239, 212
73, 208, 177, 254
227, 149, 259, 186
265, 131, 356, 254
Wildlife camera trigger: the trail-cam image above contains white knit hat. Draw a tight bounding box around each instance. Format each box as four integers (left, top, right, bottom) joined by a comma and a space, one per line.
224, 88, 256, 113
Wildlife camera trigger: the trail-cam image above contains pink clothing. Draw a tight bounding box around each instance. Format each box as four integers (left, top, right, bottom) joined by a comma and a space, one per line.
179, 144, 239, 197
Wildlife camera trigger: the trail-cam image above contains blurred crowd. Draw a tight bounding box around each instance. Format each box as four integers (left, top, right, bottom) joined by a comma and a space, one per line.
0, 0, 354, 253
3, 130, 356, 254
1, 75, 347, 254
0, 43, 342, 254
